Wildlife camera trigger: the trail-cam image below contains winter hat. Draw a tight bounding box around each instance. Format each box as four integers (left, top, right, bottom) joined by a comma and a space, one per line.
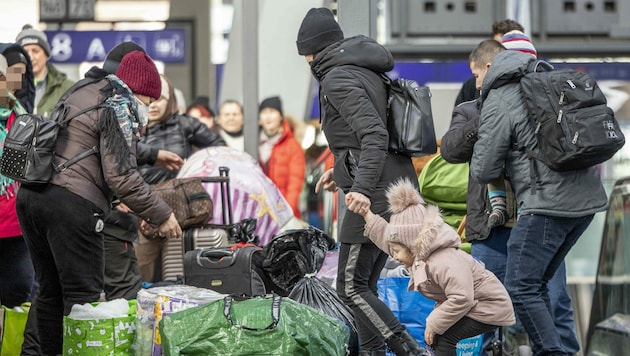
0, 54, 7, 78
2, 50, 28, 67
501, 30, 537, 57
296, 8, 344, 55
103, 41, 145, 74
259, 96, 283, 116
115, 51, 161, 100
15, 25, 51, 57
386, 178, 428, 253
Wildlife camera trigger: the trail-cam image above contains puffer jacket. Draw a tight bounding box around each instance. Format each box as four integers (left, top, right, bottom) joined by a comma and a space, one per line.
260, 119, 305, 218
364, 201, 515, 335
470, 50, 608, 217
138, 113, 225, 184
37, 63, 75, 118
441, 100, 516, 241
0, 43, 35, 114
311, 35, 417, 243
50, 66, 171, 226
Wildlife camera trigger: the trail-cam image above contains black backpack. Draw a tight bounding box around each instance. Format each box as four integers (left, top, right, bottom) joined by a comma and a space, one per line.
519, 60, 625, 171
0, 78, 103, 184
382, 75, 438, 157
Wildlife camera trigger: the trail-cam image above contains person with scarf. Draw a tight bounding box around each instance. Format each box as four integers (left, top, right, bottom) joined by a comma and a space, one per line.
0, 53, 36, 308
15, 51, 181, 356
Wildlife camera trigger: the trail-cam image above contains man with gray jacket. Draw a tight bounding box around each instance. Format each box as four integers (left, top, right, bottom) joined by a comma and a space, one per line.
470, 49, 608, 355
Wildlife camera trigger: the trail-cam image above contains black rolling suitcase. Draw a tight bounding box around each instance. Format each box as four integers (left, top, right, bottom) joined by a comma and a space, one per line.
161, 167, 234, 281
183, 245, 267, 296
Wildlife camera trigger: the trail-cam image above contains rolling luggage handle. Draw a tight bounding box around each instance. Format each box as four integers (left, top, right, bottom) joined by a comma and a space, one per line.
223, 294, 281, 331
200, 166, 233, 226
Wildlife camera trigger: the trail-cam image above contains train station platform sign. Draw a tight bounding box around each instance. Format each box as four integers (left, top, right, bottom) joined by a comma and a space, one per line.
44, 29, 187, 64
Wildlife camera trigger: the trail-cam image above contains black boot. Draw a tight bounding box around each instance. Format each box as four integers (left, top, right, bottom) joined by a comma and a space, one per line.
358, 347, 386, 356
386, 328, 431, 356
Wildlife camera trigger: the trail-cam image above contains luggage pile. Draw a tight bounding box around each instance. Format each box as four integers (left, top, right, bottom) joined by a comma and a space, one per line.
61, 157, 354, 355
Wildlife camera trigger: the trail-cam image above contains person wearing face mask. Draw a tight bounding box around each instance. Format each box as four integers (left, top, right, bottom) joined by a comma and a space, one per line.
134, 74, 225, 283
258, 96, 305, 219
15, 50, 182, 356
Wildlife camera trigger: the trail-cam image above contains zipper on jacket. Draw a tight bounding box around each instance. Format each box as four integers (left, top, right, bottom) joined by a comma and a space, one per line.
557, 109, 563, 124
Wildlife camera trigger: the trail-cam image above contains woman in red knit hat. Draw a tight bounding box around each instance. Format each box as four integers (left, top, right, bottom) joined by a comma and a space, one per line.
15, 50, 181, 356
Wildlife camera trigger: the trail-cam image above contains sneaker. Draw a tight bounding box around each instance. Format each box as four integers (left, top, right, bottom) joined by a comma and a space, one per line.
487, 209, 508, 229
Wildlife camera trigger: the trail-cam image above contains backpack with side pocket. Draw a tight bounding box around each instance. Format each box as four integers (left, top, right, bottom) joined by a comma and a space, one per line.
519, 60, 625, 171
382, 74, 438, 157
0, 78, 104, 184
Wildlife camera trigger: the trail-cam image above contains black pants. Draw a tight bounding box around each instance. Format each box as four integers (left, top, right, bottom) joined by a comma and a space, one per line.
103, 233, 142, 300
337, 242, 404, 350
432, 316, 498, 356
16, 184, 105, 356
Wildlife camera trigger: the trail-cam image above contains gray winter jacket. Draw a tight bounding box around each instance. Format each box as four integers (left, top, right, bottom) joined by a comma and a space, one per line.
470, 50, 608, 217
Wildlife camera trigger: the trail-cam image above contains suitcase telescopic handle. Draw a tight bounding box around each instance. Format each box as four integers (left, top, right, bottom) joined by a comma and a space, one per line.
223, 294, 281, 331
200, 249, 233, 259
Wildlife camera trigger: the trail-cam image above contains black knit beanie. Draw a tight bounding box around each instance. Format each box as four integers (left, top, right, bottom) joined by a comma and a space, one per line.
2, 49, 28, 67
259, 96, 283, 116
103, 41, 146, 74
296, 8, 344, 55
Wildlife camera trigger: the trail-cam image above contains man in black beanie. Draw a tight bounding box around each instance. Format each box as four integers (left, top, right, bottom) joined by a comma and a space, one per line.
296, 8, 429, 356
103, 41, 145, 74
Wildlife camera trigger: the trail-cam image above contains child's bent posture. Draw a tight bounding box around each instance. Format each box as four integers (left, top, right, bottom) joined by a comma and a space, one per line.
356, 178, 515, 355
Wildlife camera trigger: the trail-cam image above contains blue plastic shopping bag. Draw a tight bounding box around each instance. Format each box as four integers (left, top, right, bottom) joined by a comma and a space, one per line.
377, 277, 483, 356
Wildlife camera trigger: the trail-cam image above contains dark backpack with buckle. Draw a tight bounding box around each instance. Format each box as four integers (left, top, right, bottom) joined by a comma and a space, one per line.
519, 60, 625, 171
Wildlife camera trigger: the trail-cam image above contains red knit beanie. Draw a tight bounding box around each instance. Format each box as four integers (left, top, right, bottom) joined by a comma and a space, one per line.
115, 51, 161, 100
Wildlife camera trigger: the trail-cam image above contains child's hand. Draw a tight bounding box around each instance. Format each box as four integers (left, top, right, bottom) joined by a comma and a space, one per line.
424, 327, 435, 346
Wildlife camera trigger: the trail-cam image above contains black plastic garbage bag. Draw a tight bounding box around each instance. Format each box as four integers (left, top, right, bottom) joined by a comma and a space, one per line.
262, 226, 336, 295
229, 218, 259, 245
289, 276, 359, 355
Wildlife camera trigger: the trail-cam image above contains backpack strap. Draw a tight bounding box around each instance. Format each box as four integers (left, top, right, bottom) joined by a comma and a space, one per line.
530, 60, 554, 73
52, 102, 108, 172
54, 146, 99, 172
57, 103, 108, 127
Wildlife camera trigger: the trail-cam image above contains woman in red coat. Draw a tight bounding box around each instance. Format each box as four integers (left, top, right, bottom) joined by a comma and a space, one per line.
258, 96, 306, 219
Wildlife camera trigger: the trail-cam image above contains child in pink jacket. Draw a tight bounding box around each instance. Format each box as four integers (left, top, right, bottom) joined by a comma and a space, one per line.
352, 178, 515, 355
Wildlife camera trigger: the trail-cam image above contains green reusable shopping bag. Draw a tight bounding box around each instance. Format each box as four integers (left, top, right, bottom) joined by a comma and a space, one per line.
159, 294, 349, 356
417, 154, 469, 230
0, 304, 30, 356
62, 300, 137, 356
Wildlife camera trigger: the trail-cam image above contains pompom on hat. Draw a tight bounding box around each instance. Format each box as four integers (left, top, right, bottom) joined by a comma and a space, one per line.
501, 30, 537, 57
296, 8, 344, 55
386, 178, 426, 252
15, 25, 51, 57
115, 50, 161, 100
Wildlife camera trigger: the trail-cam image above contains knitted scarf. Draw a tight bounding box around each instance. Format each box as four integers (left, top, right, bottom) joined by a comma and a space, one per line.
104, 74, 146, 148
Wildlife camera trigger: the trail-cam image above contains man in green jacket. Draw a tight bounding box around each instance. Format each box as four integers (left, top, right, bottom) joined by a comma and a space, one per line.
16, 25, 74, 118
